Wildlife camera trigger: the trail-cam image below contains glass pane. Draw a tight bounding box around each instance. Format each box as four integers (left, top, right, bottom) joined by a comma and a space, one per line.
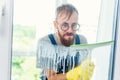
11, 0, 111, 80
67, 0, 115, 80
11, 0, 55, 80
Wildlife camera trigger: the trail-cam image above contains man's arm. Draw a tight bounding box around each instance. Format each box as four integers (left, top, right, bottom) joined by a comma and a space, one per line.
45, 70, 67, 80
45, 59, 95, 80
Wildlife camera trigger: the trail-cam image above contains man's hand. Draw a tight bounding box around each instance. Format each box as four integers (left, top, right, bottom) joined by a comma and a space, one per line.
66, 59, 95, 80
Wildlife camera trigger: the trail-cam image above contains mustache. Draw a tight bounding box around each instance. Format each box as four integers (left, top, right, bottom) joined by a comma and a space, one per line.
64, 33, 74, 36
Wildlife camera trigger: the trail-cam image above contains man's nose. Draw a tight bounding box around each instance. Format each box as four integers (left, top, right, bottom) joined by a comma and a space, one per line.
67, 26, 73, 32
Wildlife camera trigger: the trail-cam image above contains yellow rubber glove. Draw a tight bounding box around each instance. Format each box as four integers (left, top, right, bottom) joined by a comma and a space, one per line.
66, 59, 95, 80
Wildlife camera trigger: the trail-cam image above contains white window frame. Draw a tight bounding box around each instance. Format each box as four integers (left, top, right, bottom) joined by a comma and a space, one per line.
112, 0, 120, 80
0, 0, 13, 80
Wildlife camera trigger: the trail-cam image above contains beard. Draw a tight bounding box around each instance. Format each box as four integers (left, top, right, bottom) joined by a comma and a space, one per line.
58, 31, 75, 47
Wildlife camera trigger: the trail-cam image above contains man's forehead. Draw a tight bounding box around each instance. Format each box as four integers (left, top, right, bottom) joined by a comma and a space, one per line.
57, 12, 78, 22
58, 11, 70, 20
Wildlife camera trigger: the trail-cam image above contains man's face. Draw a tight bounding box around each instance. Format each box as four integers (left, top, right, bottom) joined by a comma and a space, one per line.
55, 12, 79, 46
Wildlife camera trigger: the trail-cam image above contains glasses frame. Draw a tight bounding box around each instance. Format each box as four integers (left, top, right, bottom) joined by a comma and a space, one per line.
56, 21, 80, 32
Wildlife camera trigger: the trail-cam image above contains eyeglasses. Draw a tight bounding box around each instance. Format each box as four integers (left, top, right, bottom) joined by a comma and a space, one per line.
57, 22, 80, 31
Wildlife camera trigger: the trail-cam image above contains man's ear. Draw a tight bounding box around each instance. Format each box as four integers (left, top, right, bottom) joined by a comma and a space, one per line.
53, 21, 58, 29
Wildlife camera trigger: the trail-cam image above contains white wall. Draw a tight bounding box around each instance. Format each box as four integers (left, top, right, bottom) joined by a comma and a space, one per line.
0, 0, 13, 80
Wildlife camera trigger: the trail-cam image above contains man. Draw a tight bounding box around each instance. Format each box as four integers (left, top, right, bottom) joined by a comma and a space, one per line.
36, 4, 94, 80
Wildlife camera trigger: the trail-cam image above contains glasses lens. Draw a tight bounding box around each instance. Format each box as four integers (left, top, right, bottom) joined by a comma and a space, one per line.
61, 23, 69, 31
72, 23, 80, 31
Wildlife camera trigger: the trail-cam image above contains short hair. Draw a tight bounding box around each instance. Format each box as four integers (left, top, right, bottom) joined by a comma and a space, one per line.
55, 4, 79, 20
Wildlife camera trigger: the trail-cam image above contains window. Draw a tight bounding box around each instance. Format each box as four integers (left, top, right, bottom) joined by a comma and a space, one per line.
11, 0, 117, 80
